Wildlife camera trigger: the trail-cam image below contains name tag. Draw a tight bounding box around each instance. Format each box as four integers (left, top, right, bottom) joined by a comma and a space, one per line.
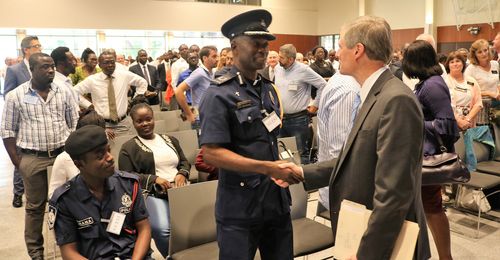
24, 94, 38, 105
262, 111, 281, 132
106, 211, 126, 235
288, 83, 298, 91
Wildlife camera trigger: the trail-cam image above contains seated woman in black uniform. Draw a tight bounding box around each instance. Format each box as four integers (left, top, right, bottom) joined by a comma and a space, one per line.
119, 103, 190, 258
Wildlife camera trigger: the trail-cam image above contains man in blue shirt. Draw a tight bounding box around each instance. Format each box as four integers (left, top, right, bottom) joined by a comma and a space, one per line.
175, 46, 218, 129
177, 51, 200, 106
274, 44, 327, 164
198, 9, 303, 260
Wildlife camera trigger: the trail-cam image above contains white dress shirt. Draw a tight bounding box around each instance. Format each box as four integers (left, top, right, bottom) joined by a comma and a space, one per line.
170, 58, 188, 89
54, 71, 79, 102
48, 151, 79, 198
74, 70, 147, 119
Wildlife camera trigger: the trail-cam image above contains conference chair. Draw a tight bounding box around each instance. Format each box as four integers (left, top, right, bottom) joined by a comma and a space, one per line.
167, 181, 219, 259
491, 124, 500, 162
277, 136, 301, 165
155, 110, 182, 132
289, 184, 334, 258
167, 129, 200, 183
110, 134, 135, 169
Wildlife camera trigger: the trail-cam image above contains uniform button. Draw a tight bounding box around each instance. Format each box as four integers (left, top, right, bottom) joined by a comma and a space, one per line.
240, 182, 245, 187
248, 116, 252, 120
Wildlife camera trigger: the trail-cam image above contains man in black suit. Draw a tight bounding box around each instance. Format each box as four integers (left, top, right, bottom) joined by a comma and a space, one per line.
259, 50, 278, 82
129, 49, 161, 105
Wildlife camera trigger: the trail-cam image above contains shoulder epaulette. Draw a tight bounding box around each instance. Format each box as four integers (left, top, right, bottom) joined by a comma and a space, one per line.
117, 170, 140, 181
211, 72, 237, 86
49, 182, 71, 204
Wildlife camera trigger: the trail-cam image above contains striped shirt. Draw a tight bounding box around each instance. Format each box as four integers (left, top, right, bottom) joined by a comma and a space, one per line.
1, 80, 79, 151
317, 73, 360, 210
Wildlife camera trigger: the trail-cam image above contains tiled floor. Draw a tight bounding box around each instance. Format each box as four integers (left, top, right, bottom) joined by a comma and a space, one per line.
0, 98, 499, 259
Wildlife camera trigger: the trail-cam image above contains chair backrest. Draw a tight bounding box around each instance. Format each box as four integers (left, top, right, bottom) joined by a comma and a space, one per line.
493, 124, 500, 157
155, 111, 181, 132
167, 129, 199, 163
150, 105, 161, 111
168, 180, 218, 255
473, 141, 491, 162
289, 184, 308, 220
154, 119, 180, 134
455, 133, 466, 158
110, 134, 135, 168
277, 136, 301, 164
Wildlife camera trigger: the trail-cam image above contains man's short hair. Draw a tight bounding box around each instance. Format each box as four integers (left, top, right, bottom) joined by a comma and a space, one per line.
20, 36, 39, 56
28, 53, 51, 71
50, 47, 70, 67
199, 45, 217, 60
99, 50, 116, 62
279, 44, 297, 60
342, 16, 392, 64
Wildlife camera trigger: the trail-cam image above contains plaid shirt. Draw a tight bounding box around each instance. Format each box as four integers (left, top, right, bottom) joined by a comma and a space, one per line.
1, 80, 79, 151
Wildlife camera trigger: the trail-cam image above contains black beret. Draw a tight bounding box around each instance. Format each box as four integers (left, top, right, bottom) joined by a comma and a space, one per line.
221, 9, 275, 41
65, 125, 108, 158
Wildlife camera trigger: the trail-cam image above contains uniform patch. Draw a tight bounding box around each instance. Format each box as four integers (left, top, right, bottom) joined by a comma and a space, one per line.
121, 194, 132, 207
47, 205, 57, 230
76, 217, 94, 229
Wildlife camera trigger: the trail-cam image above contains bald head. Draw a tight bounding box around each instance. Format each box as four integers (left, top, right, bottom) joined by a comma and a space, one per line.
416, 34, 436, 51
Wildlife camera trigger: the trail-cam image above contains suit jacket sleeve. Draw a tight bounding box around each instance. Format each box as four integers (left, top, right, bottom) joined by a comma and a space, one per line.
302, 158, 337, 191
4, 66, 18, 96
357, 93, 423, 260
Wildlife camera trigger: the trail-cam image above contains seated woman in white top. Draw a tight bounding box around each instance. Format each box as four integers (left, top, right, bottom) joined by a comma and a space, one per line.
444, 51, 483, 131
118, 102, 190, 258
48, 111, 106, 198
464, 39, 500, 101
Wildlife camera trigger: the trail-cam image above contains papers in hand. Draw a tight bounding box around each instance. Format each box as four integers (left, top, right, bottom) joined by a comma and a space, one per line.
332, 200, 419, 260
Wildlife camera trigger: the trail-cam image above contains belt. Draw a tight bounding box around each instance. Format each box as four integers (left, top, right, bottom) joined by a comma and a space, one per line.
104, 114, 127, 124
283, 110, 308, 120
21, 146, 64, 158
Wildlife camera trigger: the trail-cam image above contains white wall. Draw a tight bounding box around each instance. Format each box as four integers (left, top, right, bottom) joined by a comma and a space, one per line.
365, 0, 425, 30
436, 0, 500, 26
317, 0, 359, 35
0, 0, 319, 35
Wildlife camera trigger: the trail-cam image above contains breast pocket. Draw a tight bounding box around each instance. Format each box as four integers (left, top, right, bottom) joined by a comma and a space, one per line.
233, 106, 264, 140
79, 223, 100, 239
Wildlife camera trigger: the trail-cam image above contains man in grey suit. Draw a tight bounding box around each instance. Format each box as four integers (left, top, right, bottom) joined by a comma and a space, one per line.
3, 35, 42, 208
278, 16, 430, 260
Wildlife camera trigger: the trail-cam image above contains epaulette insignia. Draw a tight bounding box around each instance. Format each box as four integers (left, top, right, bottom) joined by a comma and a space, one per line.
212, 72, 237, 86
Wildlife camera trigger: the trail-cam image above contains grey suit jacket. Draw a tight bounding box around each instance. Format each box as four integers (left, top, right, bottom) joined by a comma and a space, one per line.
259, 65, 274, 82
4, 61, 30, 96
303, 70, 430, 260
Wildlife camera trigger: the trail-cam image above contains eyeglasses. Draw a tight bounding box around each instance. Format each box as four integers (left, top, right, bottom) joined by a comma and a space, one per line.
29, 44, 42, 49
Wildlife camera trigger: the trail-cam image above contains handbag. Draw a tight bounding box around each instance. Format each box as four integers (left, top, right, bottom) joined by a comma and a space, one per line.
421, 132, 470, 186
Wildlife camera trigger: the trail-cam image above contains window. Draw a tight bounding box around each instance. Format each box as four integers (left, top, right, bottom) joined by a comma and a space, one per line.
25, 29, 97, 59
103, 30, 165, 59
169, 31, 229, 53
320, 34, 340, 51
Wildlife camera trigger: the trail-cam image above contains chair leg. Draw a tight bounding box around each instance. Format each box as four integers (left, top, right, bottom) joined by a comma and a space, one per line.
476, 188, 482, 238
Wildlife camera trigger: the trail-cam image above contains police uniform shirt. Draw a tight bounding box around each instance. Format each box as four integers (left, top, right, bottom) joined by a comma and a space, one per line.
198, 66, 290, 223
49, 171, 149, 259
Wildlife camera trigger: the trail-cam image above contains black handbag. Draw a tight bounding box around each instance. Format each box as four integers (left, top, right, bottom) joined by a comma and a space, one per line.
422, 133, 470, 186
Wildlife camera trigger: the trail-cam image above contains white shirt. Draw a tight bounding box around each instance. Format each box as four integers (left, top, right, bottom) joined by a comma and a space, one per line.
464, 61, 500, 95
24, 59, 32, 77
48, 151, 79, 198
170, 58, 188, 89
115, 62, 128, 71
75, 70, 147, 119
360, 67, 387, 105
54, 71, 79, 102
138, 134, 179, 182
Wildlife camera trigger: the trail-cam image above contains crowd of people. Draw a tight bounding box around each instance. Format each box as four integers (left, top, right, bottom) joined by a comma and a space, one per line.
1, 8, 499, 260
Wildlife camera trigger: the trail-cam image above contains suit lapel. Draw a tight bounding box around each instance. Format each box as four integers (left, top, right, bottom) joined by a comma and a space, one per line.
332, 70, 393, 180
21, 62, 31, 81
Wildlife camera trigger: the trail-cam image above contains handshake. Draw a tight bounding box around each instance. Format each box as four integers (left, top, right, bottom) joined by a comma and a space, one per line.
265, 161, 304, 188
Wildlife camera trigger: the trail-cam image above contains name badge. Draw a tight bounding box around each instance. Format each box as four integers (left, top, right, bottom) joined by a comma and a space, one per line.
24, 94, 38, 105
106, 211, 126, 235
288, 83, 298, 91
262, 111, 281, 132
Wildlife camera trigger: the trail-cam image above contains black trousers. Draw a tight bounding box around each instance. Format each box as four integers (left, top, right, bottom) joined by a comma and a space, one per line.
217, 213, 293, 260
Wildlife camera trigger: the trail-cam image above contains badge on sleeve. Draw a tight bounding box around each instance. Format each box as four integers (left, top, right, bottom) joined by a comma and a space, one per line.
47, 205, 57, 230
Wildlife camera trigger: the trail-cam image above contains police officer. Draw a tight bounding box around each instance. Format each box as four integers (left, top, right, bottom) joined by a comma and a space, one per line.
48, 125, 152, 260
199, 9, 303, 260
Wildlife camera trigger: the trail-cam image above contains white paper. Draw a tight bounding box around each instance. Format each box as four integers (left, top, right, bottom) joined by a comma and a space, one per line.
106, 211, 126, 235
332, 200, 420, 260
262, 111, 281, 132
